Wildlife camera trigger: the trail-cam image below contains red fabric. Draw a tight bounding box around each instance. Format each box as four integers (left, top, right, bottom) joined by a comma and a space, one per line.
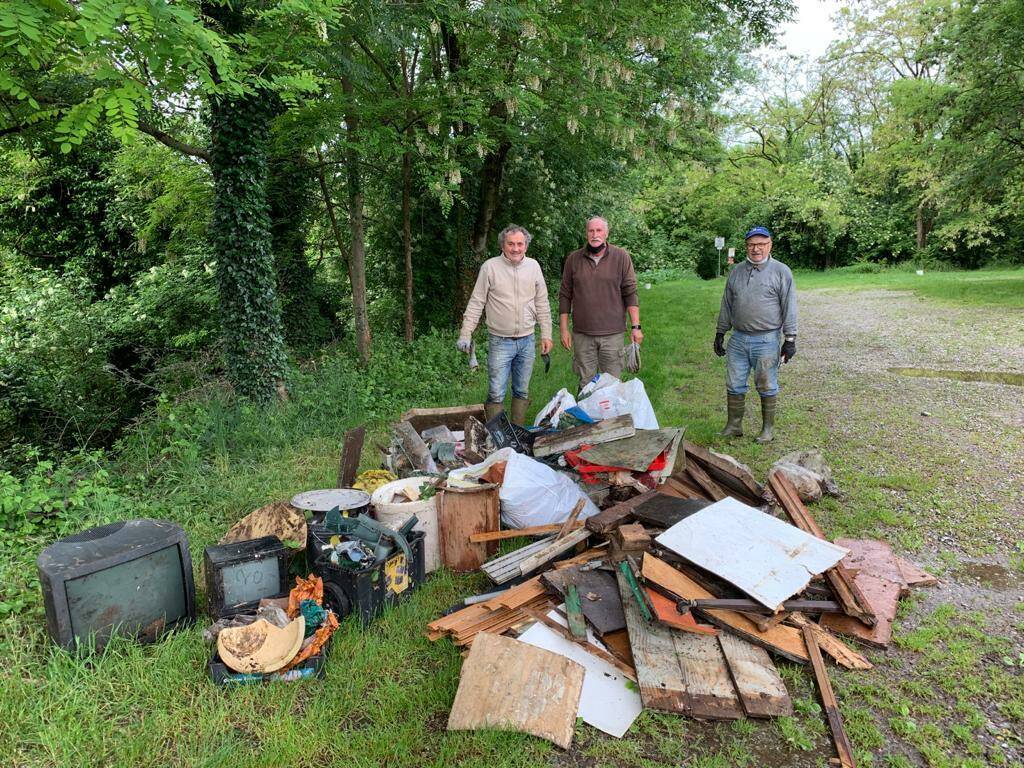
564, 445, 667, 484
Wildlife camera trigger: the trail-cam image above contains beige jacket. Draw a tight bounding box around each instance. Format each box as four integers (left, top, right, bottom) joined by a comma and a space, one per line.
459, 255, 553, 341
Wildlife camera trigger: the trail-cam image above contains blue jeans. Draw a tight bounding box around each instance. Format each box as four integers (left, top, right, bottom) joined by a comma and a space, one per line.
726, 329, 781, 397
487, 333, 535, 402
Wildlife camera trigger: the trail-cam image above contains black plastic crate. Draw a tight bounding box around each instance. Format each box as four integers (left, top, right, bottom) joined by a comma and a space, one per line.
312, 530, 425, 626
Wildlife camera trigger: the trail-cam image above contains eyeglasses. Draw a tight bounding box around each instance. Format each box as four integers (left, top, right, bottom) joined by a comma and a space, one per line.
746, 243, 770, 249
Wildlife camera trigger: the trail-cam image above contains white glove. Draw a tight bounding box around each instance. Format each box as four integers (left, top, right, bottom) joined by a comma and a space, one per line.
456, 339, 472, 353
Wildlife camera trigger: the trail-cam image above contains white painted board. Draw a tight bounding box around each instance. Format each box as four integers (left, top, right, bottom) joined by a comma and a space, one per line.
518, 609, 642, 738
654, 497, 848, 611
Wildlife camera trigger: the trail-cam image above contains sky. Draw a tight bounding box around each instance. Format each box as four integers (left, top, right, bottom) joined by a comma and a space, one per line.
768, 0, 843, 59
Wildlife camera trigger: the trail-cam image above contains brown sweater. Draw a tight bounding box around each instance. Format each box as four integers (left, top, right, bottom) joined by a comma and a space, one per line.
558, 244, 639, 336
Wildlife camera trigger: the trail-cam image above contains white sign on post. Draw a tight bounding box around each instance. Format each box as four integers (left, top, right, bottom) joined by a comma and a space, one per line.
714, 236, 725, 250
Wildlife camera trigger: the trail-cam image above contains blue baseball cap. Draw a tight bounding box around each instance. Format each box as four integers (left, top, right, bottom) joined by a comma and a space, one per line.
744, 226, 772, 240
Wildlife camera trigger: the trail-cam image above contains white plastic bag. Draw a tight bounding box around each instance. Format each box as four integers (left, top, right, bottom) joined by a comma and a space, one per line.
499, 452, 600, 529
579, 372, 620, 398
576, 377, 659, 430
534, 388, 577, 429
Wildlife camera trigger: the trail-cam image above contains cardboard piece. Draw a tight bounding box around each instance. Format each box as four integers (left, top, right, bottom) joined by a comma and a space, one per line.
447, 632, 585, 748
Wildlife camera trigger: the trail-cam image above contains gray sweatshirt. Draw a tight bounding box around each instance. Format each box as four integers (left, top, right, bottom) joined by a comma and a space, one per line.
716, 257, 798, 336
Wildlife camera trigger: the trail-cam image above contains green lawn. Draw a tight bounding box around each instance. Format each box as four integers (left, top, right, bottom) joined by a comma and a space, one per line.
1, 267, 1022, 768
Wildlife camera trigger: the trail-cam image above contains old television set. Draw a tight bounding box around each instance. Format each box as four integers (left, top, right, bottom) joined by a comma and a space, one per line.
203, 536, 290, 619
37, 519, 196, 650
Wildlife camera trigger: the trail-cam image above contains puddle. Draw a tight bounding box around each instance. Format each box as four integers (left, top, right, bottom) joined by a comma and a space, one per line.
888, 367, 1024, 386
952, 563, 1023, 591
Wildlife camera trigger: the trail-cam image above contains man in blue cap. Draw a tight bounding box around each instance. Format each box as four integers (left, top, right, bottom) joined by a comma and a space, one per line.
713, 227, 797, 443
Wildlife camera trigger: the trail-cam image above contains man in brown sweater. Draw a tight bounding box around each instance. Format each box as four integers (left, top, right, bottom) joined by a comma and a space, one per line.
558, 216, 642, 389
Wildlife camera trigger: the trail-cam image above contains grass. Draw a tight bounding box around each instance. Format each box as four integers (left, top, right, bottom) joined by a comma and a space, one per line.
1, 266, 1022, 767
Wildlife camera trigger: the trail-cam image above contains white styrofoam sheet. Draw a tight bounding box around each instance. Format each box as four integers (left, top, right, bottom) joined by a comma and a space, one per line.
517, 609, 642, 738
654, 497, 849, 611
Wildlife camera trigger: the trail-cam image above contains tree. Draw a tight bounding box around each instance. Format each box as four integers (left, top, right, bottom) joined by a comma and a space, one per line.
0, 0, 344, 401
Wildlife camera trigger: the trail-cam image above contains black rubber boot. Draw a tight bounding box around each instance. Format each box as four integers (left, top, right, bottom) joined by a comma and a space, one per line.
755, 395, 776, 444
720, 393, 745, 437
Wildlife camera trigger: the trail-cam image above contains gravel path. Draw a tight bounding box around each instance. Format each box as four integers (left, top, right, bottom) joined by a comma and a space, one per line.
792, 287, 1024, 554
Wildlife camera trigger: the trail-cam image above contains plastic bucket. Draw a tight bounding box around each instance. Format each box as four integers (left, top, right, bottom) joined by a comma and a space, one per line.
371, 477, 440, 574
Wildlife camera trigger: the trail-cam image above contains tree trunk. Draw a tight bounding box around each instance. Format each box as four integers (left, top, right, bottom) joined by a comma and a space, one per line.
459, 138, 511, 306
915, 200, 929, 251
208, 91, 288, 402
402, 148, 415, 343
342, 72, 372, 365
268, 151, 338, 346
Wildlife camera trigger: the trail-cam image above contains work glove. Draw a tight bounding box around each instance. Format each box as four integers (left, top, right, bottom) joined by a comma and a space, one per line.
456, 338, 472, 353
781, 338, 796, 363
714, 332, 726, 357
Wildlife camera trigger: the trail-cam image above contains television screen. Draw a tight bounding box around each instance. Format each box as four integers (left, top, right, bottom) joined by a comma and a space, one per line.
220, 557, 283, 607
203, 536, 290, 619
38, 519, 196, 650
65, 544, 188, 644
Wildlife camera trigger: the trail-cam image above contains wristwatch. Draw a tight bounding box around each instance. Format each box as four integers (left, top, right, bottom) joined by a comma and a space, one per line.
784, 335, 795, 342
631, 324, 642, 330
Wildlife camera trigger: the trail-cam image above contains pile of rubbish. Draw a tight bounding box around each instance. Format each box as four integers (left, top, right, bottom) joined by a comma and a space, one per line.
376, 375, 937, 763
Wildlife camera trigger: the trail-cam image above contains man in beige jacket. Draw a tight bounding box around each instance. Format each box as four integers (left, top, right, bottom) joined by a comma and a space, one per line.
458, 224, 554, 424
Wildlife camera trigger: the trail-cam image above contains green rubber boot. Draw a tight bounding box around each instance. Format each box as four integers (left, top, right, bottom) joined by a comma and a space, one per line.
484, 401, 504, 423
720, 393, 745, 438
754, 395, 776, 444
510, 397, 530, 426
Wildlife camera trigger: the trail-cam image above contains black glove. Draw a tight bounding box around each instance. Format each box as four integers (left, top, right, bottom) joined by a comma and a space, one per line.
714, 332, 726, 357
781, 338, 796, 363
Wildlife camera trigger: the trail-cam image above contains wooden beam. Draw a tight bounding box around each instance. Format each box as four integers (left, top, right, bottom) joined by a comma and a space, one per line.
769, 473, 877, 627
684, 462, 727, 502
337, 425, 366, 488
585, 489, 660, 534
683, 440, 764, 502
517, 527, 592, 576
718, 632, 793, 718
802, 626, 857, 768
532, 414, 635, 458
469, 523, 581, 543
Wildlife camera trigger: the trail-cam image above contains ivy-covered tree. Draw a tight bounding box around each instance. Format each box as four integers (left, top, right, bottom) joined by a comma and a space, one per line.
0, 0, 343, 401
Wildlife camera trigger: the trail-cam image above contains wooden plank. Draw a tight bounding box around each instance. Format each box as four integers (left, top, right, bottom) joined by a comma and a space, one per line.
684, 462, 727, 502
670, 628, 744, 720
482, 537, 557, 583
896, 557, 938, 588
337, 425, 365, 488
659, 476, 704, 500
787, 613, 873, 671
718, 633, 793, 718
835, 538, 909, 595
683, 440, 764, 502
742, 611, 789, 634
618, 571, 742, 719
617, 570, 691, 714
557, 499, 586, 539
585, 489, 660, 534
485, 577, 546, 610
820, 574, 901, 649
600, 628, 634, 669
632, 495, 709, 530
401, 404, 486, 433
542, 567, 625, 636
532, 414, 636, 458
802, 627, 857, 768
437, 484, 500, 572
518, 527, 592, 576
646, 587, 719, 636
551, 544, 608, 570
642, 554, 810, 665
469, 523, 581, 543
447, 632, 585, 749
770, 474, 877, 627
